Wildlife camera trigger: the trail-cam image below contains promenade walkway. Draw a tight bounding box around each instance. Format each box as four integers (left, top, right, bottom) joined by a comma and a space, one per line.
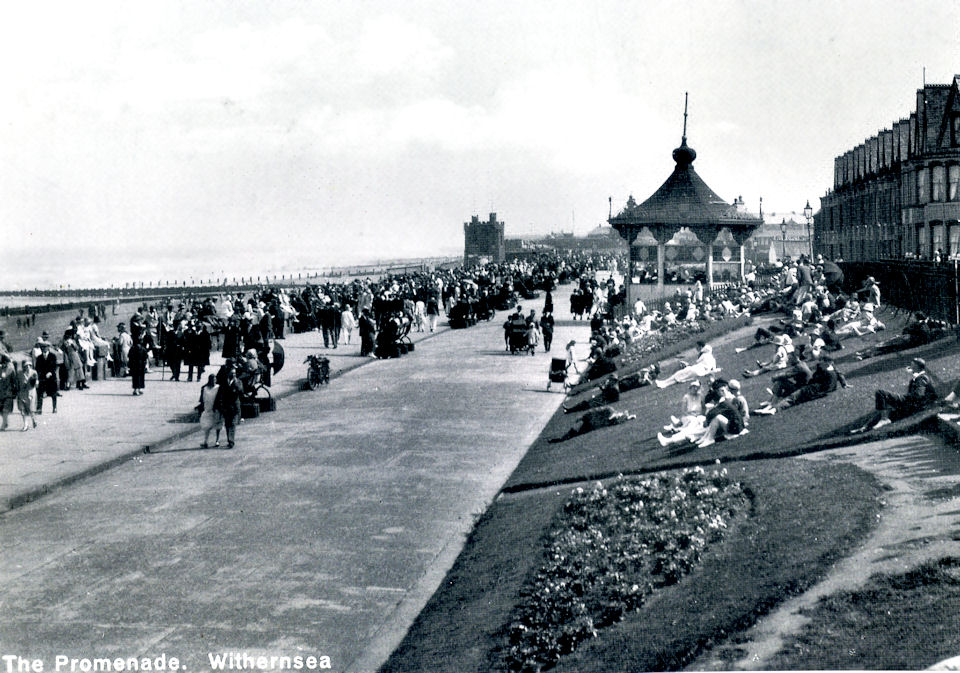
0, 287, 590, 673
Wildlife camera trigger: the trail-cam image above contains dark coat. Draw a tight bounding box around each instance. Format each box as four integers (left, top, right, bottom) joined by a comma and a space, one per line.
215, 377, 244, 420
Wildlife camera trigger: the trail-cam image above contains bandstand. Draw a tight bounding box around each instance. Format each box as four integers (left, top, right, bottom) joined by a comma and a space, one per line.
609, 103, 761, 307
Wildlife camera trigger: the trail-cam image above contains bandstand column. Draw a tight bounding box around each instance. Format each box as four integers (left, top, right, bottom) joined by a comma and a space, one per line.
623, 228, 640, 312
731, 229, 753, 282
652, 225, 680, 297
693, 228, 719, 287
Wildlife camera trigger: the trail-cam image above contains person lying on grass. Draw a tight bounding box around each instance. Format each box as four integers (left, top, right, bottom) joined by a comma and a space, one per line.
854, 312, 947, 361
579, 362, 661, 396
754, 356, 849, 415
851, 357, 938, 433
549, 405, 637, 442
563, 375, 620, 414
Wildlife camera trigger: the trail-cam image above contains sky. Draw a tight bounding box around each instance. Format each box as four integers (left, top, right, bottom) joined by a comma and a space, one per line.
0, 0, 957, 289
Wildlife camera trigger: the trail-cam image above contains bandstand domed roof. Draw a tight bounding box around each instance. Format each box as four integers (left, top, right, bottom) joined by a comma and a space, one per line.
610, 135, 761, 229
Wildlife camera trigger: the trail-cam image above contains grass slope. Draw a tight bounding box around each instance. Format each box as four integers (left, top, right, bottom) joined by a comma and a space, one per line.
768, 557, 960, 670
381, 459, 883, 673
506, 311, 960, 490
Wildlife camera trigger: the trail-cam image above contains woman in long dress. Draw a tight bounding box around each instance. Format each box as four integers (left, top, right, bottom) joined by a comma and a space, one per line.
198, 374, 223, 448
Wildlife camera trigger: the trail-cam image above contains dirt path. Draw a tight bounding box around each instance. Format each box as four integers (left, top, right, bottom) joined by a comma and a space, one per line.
690, 433, 960, 670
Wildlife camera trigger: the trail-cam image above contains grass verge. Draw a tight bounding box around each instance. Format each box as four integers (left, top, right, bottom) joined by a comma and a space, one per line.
380, 458, 882, 673
767, 556, 960, 670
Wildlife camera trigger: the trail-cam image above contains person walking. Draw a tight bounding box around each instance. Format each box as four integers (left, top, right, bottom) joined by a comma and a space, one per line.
197, 374, 223, 448
340, 304, 356, 344
35, 340, 58, 414
0, 354, 17, 431
165, 320, 185, 381
16, 360, 38, 431
540, 310, 555, 352
128, 338, 148, 396
214, 364, 244, 448
426, 295, 440, 332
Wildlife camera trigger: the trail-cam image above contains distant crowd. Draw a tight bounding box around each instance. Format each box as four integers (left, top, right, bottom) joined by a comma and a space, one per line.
0, 251, 619, 440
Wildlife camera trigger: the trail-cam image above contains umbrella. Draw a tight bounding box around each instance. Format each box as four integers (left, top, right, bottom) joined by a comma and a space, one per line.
272, 341, 285, 374
821, 261, 844, 288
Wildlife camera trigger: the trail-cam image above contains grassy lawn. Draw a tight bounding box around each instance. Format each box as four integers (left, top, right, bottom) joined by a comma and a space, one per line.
767, 557, 960, 670
506, 311, 960, 491
380, 458, 883, 673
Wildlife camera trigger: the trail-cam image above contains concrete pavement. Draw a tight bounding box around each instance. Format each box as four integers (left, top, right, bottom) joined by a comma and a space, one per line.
0, 320, 443, 513
0, 287, 590, 673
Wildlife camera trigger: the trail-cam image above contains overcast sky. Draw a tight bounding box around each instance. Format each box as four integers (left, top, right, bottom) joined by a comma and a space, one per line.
1, 1, 957, 288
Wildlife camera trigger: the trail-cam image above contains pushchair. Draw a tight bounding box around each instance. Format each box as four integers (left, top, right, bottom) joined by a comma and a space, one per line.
548, 357, 570, 392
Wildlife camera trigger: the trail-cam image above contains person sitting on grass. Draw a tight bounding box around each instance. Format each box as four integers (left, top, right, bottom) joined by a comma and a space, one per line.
851, 357, 939, 433
658, 379, 746, 448
661, 380, 704, 436
563, 375, 620, 414
550, 405, 637, 442
695, 379, 748, 448
654, 341, 716, 389
854, 312, 946, 361
755, 356, 849, 415
834, 302, 884, 339
742, 334, 793, 378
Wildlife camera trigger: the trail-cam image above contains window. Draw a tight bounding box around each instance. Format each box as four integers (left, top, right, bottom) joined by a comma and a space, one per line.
933, 222, 945, 256
950, 224, 960, 257
932, 165, 946, 202
917, 167, 929, 204
949, 165, 959, 201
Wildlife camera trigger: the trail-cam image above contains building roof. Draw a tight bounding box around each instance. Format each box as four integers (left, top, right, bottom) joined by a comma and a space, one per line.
609, 137, 762, 231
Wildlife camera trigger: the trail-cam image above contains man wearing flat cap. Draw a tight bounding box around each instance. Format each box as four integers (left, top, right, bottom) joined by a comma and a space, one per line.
854, 357, 938, 432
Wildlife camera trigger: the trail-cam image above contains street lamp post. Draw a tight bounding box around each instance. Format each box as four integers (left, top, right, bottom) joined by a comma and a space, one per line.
803, 200, 814, 259
780, 218, 788, 261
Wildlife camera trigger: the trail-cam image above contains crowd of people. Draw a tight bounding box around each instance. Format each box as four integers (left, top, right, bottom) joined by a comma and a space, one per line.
0, 251, 621, 438
553, 252, 958, 449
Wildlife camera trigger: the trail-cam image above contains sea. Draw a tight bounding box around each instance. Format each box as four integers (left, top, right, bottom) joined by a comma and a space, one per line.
0, 246, 462, 308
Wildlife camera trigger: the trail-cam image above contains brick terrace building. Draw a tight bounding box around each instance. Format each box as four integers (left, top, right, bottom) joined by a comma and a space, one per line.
818, 75, 960, 261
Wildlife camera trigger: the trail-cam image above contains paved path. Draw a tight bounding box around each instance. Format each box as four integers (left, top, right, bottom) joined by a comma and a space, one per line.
0, 316, 437, 513
690, 433, 960, 669
0, 288, 589, 673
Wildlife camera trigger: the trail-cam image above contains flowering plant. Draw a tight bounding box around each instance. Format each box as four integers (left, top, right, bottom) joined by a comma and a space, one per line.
501, 467, 747, 672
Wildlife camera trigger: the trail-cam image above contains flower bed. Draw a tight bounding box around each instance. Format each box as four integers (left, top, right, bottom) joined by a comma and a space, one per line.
501, 466, 748, 672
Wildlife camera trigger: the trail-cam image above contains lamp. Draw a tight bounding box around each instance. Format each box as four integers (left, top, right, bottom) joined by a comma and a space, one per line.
780, 217, 788, 260
803, 200, 814, 258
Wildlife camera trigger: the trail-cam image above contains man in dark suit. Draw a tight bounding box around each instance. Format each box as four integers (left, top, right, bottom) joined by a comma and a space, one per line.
854, 357, 939, 432
214, 365, 244, 449
359, 308, 377, 357
35, 341, 59, 414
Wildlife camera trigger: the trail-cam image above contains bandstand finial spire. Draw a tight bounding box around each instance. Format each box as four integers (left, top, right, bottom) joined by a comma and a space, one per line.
682, 91, 688, 143
672, 92, 696, 167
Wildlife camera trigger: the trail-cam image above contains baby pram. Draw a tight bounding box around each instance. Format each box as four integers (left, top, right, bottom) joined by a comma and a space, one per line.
548, 357, 570, 391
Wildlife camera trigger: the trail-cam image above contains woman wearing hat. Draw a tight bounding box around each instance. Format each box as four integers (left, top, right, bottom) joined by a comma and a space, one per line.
16, 360, 38, 431
743, 335, 793, 378
654, 341, 717, 388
